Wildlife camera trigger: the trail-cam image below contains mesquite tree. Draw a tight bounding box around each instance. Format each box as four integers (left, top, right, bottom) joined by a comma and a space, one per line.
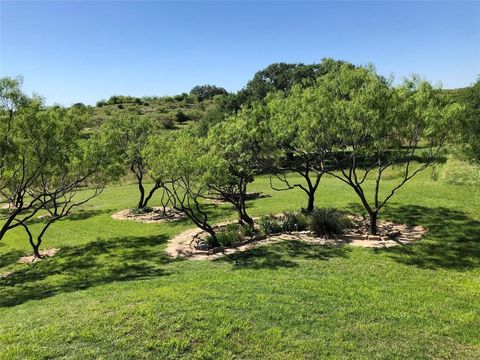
0, 99, 114, 257
204, 105, 269, 227
100, 115, 162, 210
266, 83, 338, 212
317, 66, 463, 234
144, 132, 220, 246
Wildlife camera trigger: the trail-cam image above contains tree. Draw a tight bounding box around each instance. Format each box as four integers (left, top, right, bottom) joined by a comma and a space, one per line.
266, 83, 337, 212
317, 66, 463, 234
100, 115, 162, 209
190, 85, 228, 102
0, 101, 114, 258
454, 78, 480, 164
205, 105, 269, 227
145, 132, 219, 246
244, 58, 353, 103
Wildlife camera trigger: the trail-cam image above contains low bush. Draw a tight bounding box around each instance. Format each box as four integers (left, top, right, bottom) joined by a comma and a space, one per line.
131, 206, 153, 215
160, 116, 176, 129
259, 215, 282, 235
280, 212, 308, 232
241, 224, 257, 237
214, 223, 244, 247
442, 156, 480, 186
308, 208, 351, 236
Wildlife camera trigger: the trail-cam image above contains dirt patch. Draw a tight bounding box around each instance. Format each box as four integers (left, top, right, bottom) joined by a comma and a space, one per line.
111, 207, 187, 224
166, 217, 427, 261
0, 203, 16, 210
18, 248, 60, 264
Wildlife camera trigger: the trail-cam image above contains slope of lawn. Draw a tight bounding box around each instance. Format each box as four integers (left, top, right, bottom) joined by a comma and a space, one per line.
0, 169, 479, 359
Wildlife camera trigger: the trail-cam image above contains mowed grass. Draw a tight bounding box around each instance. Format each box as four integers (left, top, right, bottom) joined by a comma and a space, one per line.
0, 169, 479, 359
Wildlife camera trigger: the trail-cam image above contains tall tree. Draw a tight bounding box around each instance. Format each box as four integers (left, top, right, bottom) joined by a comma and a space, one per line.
190, 85, 228, 102
318, 66, 463, 234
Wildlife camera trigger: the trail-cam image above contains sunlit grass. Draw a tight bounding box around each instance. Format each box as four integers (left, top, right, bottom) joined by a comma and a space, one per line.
0, 167, 479, 359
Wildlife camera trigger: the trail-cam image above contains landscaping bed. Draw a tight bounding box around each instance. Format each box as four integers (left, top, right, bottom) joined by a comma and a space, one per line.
166, 211, 427, 260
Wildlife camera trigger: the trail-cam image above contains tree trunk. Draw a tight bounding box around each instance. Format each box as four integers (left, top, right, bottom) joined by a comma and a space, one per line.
369, 211, 378, 235
306, 192, 315, 212
239, 210, 254, 228
32, 244, 41, 259
137, 178, 145, 209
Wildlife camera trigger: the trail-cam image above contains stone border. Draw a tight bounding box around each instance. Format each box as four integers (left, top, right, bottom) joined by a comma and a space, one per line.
166, 218, 427, 261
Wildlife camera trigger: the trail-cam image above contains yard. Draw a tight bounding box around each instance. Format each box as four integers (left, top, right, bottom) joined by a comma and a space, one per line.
1, 171, 478, 359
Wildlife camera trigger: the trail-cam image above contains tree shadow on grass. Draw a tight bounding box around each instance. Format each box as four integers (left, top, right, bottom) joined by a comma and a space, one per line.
215, 240, 350, 270
347, 202, 480, 270
0, 234, 174, 307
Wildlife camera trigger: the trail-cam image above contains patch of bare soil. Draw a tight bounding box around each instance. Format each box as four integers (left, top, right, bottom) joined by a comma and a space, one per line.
0, 203, 16, 210
166, 217, 427, 261
18, 248, 60, 264
111, 207, 187, 224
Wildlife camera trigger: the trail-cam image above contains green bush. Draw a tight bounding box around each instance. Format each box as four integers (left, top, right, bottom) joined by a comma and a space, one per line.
241, 224, 257, 237
131, 206, 153, 215
442, 156, 480, 186
308, 208, 351, 236
174, 110, 190, 124
160, 116, 176, 129
280, 212, 308, 232
259, 215, 282, 235
214, 223, 244, 247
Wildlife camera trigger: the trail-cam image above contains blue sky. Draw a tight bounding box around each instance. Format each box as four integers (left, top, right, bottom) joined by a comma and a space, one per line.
1, 1, 479, 105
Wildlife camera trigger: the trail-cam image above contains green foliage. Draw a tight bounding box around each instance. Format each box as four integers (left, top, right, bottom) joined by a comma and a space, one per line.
130, 206, 153, 215
280, 212, 308, 232
442, 156, 480, 186
241, 224, 257, 237
213, 223, 244, 247
190, 84, 228, 101
308, 208, 352, 236
160, 116, 176, 129
174, 110, 189, 124
259, 215, 282, 235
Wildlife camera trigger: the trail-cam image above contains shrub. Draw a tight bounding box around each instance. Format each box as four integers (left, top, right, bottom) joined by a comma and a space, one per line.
131, 206, 153, 215
259, 215, 282, 235
241, 224, 257, 237
442, 156, 480, 186
308, 208, 351, 236
175, 110, 190, 124
280, 212, 308, 232
209, 223, 244, 247
160, 116, 176, 129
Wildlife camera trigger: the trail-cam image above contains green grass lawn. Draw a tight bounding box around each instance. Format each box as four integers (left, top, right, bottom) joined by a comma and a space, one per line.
0, 170, 479, 359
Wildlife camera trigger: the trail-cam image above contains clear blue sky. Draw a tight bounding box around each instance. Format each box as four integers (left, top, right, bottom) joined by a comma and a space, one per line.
1, 1, 479, 106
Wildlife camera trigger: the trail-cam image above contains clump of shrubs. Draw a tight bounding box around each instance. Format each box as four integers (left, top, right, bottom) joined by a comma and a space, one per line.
307, 208, 351, 236
206, 223, 246, 248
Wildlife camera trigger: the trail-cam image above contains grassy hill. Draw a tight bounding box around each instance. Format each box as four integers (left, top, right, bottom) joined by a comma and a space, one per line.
85, 93, 215, 130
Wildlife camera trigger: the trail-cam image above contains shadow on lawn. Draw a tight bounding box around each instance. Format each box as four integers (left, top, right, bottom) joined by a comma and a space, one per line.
348, 203, 480, 270
0, 234, 174, 307
216, 240, 350, 270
